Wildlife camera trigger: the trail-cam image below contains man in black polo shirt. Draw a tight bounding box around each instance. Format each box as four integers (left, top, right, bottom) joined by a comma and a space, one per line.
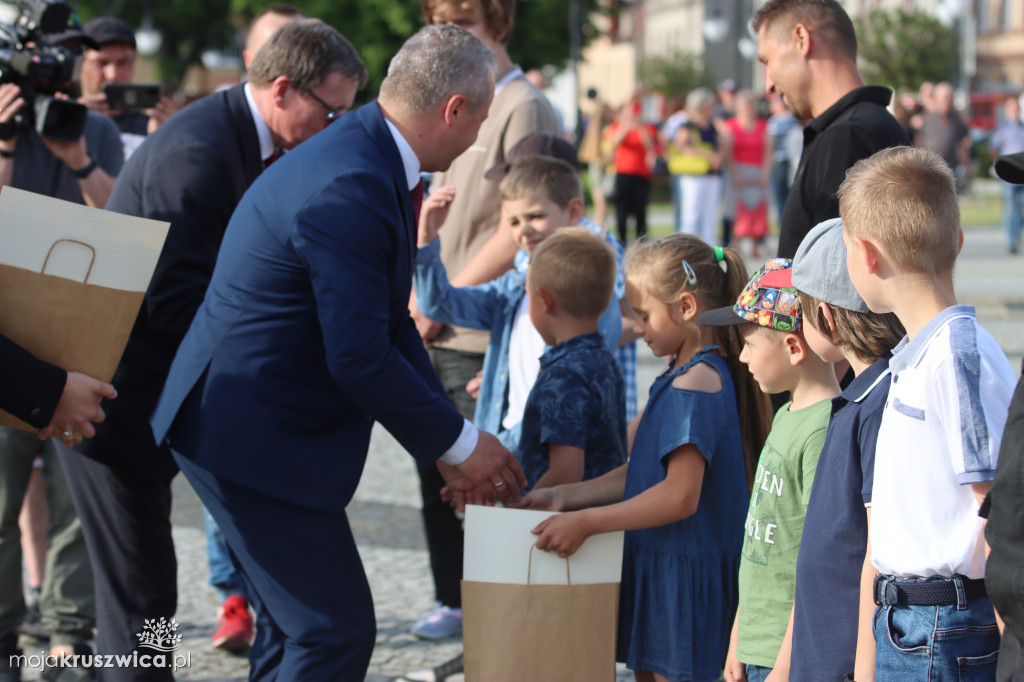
753, 0, 909, 259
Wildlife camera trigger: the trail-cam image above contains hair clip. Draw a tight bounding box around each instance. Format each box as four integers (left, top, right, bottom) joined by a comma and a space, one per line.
713, 246, 725, 263
681, 259, 698, 286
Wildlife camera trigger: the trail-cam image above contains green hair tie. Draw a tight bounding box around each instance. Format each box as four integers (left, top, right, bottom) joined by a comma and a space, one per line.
714, 246, 725, 263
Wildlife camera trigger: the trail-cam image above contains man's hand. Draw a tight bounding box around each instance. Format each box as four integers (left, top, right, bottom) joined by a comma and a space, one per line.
77, 91, 110, 115
417, 185, 455, 247
147, 97, 180, 133
38, 372, 117, 447
0, 83, 25, 146
439, 431, 525, 510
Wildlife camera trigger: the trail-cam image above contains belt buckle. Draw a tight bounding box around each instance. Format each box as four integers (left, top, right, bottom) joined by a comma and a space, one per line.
873, 574, 900, 606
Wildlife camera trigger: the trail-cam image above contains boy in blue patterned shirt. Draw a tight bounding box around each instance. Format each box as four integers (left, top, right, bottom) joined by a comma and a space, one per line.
518, 228, 627, 490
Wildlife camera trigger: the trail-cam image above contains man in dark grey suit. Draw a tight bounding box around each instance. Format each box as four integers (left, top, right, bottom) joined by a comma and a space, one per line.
57, 21, 365, 680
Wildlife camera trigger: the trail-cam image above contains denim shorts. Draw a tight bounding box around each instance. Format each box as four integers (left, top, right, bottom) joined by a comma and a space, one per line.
873, 578, 999, 681
744, 663, 773, 682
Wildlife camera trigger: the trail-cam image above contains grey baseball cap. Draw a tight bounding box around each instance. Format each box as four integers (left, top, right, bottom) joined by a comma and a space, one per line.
759, 217, 870, 313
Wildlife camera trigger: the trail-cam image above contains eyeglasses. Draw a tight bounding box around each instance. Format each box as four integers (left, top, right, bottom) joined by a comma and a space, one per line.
304, 89, 343, 124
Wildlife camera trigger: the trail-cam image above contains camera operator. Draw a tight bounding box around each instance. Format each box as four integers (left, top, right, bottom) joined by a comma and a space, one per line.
0, 29, 123, 209
79, 17, 178, 158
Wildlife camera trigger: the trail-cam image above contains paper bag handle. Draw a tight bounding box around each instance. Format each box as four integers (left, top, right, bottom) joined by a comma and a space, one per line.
42, 239, 96, 283
527, 544, 571, 585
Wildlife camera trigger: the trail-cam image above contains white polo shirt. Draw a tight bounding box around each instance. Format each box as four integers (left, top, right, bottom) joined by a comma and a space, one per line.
870, 306, 1015, 579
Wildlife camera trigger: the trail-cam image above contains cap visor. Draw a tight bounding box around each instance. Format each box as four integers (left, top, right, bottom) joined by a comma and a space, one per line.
699, 306, 751, 327
483, 162, 509, 183
995, 152, 1024, 185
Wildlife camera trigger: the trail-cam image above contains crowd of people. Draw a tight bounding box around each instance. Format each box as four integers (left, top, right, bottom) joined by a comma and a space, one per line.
0, 1, 1022, 682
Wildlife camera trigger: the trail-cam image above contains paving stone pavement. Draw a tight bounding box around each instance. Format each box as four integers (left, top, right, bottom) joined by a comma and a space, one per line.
17, 220, 1022, 681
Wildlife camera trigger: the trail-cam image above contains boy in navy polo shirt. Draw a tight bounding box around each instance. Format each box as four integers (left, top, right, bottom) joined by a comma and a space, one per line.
758, 218, 905, 681
516, 228, 627, 491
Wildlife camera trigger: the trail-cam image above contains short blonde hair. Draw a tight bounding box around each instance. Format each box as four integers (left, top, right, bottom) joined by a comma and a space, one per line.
499, 155, 582, 208
528, 228, 615, 319
838, 146, 960, 274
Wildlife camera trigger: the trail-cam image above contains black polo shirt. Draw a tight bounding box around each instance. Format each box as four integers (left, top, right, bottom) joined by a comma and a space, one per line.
778, 85, 910, 258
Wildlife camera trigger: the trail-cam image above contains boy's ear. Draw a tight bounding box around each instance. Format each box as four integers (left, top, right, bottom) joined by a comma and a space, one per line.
567, 197, 585, 225
851, 234, 882, 275
785, 331, 807, 366
957, 227, 965, 255
818, 302, 837, 337
535, 286, 557, 314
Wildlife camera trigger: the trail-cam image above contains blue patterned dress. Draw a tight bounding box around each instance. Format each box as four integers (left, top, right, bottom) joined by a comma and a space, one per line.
618, 347, 747, 681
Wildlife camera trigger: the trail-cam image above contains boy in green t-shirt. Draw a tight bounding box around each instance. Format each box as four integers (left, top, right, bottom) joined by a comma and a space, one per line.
700, 258, 840, 681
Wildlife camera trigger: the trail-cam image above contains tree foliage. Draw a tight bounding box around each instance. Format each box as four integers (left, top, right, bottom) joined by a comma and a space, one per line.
854, 9, 954, 92
638, 50, 714, 99
70, 0, 602, 97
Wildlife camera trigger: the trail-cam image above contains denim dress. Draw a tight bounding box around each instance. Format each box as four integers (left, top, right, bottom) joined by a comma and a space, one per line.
617, 347, 747, 681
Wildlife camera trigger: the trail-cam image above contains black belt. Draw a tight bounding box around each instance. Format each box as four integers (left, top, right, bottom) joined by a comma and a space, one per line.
874, 573, 987, 607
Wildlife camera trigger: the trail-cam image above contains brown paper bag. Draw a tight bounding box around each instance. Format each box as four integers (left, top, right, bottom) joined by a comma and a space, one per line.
0, 187, 169, 433
0, 240, 145, 431
462, 550, 619, 682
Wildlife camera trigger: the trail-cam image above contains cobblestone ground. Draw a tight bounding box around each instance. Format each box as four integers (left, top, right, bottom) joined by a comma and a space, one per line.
18, 219, 1023, 681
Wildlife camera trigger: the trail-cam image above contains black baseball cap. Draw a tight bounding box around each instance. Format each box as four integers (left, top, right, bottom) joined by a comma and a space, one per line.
83, 16, 137, 49
995, 152, 1024, 185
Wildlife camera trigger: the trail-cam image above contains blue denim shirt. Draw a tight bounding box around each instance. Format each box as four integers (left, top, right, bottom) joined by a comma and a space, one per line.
414, 238, 622, 445
517, 332, 627, 490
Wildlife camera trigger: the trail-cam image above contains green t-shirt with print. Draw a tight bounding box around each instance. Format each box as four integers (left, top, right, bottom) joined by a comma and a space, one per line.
736, 398, 831, 667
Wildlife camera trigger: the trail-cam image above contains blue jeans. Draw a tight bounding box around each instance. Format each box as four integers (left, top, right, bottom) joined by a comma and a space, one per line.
874, 577, 999, 681
205, 507, 246, 601
1002, 182, 1023, 250
745, 663, 772, 682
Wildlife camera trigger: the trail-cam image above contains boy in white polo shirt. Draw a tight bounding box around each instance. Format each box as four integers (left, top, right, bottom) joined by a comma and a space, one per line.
840, 146, 1017, 681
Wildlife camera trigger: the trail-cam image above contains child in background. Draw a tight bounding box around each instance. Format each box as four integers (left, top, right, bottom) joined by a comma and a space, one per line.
520, 234, 772, 682
754, 218, 905, 682
415, 156, 622, 453
517, 228, 627, 490
700, 259, 840, 682
840, 146, 1016, 680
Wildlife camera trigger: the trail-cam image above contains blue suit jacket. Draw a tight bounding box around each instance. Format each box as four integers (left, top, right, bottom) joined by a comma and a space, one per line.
151, 102, 464, 513
79, 85, 262, 482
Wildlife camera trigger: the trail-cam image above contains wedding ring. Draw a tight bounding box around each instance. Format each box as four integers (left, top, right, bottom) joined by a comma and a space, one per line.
62, 430, 74, 438
493, 480, 506, 488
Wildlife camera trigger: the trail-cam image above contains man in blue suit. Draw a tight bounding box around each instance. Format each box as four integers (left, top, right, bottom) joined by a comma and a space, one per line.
151, 25, 525, 680
57, 21, 367, 680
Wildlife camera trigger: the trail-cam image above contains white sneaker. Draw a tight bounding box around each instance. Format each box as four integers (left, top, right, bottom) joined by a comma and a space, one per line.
410, 604, 462, 640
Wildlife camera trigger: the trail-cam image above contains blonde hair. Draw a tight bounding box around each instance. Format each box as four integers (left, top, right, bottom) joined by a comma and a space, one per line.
528, 228, 615, 319
839, 146, 961, 274
499, 156, 583, 208
624, 234, 771, 488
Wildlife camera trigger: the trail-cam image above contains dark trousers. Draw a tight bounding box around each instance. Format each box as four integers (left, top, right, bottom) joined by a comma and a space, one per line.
57, 449, 176, 681
420, 347, 484, 608
176, 454, 375, 681
614, 173, 650, 244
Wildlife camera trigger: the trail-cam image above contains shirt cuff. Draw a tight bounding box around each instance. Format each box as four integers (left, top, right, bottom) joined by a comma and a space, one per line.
440, 419, 478, 466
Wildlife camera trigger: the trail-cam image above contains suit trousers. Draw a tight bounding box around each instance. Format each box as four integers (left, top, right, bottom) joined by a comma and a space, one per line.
57, 448, 176, 681
0, 429, 94, 645
175, 453, 376, 681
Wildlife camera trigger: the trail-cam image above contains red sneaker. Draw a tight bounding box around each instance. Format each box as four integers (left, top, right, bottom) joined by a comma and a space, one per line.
211, 594, 253, 652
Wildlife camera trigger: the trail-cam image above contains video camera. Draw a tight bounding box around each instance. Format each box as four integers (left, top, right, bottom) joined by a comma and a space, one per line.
0, 0, 90, 141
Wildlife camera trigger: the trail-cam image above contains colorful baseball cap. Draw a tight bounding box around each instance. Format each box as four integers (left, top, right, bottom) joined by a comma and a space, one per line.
699, 258, 802, 332
759, 218, 870, 313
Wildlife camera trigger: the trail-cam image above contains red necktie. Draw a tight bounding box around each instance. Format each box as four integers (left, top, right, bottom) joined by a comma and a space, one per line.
263, 149, 281, 168
410, 179, 424, 224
